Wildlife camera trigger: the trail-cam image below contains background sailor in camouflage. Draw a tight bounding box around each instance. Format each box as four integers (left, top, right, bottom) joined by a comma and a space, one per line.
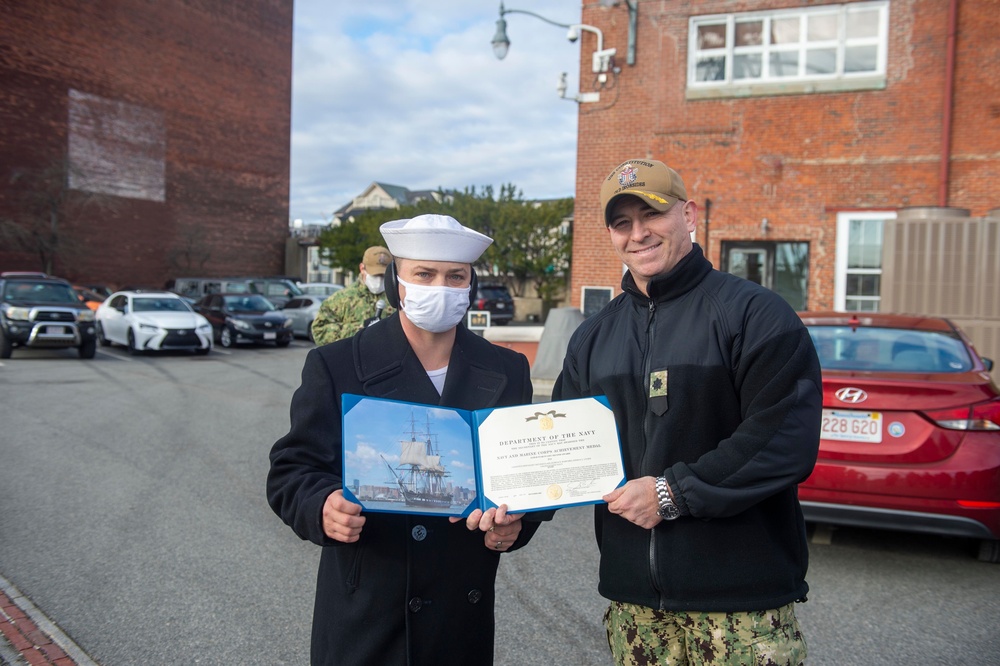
311, 245, 395, 345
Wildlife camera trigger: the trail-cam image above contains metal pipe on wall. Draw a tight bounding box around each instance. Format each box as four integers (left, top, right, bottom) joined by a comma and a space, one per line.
939, 0, 959, 207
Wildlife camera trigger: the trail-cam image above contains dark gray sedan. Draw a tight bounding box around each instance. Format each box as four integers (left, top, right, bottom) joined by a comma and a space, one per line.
193, 293, 293, 348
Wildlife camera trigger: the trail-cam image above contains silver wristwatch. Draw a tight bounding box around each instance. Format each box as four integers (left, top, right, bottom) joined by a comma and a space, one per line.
655, 476, 681, 520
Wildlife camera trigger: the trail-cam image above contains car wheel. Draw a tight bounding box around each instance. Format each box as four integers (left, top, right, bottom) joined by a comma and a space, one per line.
306, 321, 314, 343
978, 539, 1000, 563
220, 327, 234, 348
97, 323, 112, 347
79, 339, 97, 359
127, 329, 142, 355
0, 330, 12, 359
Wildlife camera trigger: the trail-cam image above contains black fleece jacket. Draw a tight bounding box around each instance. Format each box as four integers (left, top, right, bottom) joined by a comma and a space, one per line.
553, 245, 822, 612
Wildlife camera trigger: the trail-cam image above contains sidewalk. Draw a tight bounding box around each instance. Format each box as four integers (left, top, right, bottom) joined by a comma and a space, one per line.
0, 576, 95, 666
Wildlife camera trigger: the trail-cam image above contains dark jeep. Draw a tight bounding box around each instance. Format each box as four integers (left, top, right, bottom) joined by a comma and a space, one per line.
0, 273, 98, 359
473, 283, 515, 326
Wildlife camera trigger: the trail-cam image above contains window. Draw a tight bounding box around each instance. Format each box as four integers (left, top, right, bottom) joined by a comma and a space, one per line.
834, 210, 896, 312
688, 1, 888, 98
722, 241, 810, 310
807, 325, 972, 373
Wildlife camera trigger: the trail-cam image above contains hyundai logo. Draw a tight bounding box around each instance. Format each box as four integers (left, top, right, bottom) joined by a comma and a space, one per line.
835, 387, 868, 404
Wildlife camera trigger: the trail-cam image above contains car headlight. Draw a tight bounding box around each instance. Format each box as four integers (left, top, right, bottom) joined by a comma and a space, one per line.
3, 306, 31, 321
230, 318, 253, 332
138, 322, 159, 331
283, 318, 293, 328
197, 323, 211, 332
76, 310, 95, 322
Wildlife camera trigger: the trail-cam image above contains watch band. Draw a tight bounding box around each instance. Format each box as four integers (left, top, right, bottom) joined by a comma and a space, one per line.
655, 476, 680, 520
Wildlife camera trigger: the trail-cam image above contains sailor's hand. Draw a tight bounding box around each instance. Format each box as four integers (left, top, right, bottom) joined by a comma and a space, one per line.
603, 477, 661, 529
322, 489, 365, 542
450, 505, 523, 551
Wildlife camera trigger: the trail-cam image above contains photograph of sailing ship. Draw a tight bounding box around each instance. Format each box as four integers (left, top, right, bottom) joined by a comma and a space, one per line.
342, 396, 478, 515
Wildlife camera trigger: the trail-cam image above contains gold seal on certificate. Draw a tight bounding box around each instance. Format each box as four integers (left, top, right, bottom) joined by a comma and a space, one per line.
546, 484, 563, 500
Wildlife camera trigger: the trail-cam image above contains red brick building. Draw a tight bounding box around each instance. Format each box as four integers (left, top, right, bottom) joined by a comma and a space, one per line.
569, 0, 998, 314
0, 0, 292, 289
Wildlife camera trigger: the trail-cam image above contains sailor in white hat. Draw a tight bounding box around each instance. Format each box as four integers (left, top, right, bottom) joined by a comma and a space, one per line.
379, 213, 491, 341
268, 213, 541, 666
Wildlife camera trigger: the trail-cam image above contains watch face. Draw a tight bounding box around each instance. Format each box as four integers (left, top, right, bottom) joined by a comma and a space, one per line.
658, 504, 680, 520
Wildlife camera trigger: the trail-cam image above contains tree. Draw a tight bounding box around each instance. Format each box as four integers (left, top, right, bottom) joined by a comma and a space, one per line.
315, 184, 573, 311
0, 158, 120, 274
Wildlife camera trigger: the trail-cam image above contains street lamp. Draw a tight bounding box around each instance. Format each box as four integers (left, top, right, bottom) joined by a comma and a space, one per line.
491, 2, 617, 103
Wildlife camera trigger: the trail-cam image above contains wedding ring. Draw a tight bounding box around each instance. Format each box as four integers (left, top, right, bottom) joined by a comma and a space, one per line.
495, 541, 503, 549
489, 526, 495, 532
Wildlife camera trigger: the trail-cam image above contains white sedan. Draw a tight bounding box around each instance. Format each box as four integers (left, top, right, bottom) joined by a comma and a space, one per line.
96, 290, 213, 355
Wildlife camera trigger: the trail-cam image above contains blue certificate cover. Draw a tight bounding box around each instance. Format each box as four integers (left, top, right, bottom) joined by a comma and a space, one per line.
340, 394, 624, 517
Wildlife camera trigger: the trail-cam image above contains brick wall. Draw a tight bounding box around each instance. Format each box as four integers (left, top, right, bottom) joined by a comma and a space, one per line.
571, 0, 998, 311
0, 0, 291, 289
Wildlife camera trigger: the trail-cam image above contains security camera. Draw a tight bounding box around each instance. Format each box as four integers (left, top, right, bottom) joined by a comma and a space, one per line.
566, 26, 579, 42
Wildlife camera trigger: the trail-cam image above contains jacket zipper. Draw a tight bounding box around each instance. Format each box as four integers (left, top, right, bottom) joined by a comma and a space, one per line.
638, 298, 664, 608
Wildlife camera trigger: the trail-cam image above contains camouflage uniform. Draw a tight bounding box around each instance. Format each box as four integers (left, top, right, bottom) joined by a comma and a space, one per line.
310, 279, 395, 345
604, 601, 806, 666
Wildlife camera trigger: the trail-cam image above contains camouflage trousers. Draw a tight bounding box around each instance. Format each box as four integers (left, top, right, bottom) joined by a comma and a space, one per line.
604, 600, 807, 665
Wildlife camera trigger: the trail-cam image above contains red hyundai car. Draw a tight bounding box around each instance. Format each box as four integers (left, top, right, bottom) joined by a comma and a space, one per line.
798, 312, 1000, 563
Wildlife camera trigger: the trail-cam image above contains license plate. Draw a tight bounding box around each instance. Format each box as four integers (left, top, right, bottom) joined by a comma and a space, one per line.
263, 332, 276, 340
496, 303, 505, 309
821, 409, 882, 443
44, 326, 68, 335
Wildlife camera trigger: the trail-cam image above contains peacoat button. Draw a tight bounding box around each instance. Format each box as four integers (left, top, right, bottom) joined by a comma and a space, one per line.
467, 589, 482, 604
408, 597, 423, 613
411, 525, 427, 541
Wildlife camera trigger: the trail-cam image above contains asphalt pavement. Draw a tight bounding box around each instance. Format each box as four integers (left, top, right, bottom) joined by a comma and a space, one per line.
2, 343, 999, 665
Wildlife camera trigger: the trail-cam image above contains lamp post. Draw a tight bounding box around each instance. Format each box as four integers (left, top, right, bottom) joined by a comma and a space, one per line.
491, 2, 616, 103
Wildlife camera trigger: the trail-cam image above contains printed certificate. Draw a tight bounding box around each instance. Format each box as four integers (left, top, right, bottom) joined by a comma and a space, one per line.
341, 394, 624, 517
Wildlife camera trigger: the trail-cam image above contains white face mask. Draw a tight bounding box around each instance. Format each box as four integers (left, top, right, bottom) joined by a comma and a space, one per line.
364, 274, 385, 294
397, 276, 470, 333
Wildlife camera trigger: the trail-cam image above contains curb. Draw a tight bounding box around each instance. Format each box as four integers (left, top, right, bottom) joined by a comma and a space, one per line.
0, 575, 97, 666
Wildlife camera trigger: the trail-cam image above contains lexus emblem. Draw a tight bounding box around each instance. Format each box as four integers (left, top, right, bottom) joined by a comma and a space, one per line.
835, 387, 868, 404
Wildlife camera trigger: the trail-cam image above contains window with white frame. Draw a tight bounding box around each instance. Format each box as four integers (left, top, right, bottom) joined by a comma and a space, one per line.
834, 210, 896, 312
688, 1, 888, 98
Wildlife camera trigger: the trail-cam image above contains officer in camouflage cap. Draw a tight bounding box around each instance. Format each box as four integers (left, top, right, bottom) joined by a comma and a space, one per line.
311, 246, 395, 345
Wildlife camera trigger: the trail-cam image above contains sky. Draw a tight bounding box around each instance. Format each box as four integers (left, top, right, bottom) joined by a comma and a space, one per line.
289, 0, 583, 226
344, 397, 478, 490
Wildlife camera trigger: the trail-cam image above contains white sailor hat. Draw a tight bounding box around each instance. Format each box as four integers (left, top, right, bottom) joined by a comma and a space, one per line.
379, 214, 493, 263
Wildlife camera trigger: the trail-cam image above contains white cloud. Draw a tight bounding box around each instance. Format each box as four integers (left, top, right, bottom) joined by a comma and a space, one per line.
290, 0, 582, 224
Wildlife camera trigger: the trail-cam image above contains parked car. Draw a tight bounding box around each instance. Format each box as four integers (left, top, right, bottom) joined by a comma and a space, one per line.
0, 272, 97, 359
193, 293, 293, 348
473, 282, 514, 325
281, 295, 324, 340
169, 276, 303, 308
298, 282, 344, 298
73, 285, 106, 311
96, 291, 212, 355
798, 312, 1000, 562
81, 284, 113, 299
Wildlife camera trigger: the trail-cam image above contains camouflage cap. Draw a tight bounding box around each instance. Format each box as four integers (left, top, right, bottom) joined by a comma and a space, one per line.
362, 246, 392, 276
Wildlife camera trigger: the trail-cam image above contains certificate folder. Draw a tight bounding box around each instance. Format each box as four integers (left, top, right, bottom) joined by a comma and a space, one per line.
341, 394, 624, 517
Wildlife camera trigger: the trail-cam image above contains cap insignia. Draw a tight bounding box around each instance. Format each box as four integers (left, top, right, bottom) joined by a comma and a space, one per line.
618, 165, 638, 188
